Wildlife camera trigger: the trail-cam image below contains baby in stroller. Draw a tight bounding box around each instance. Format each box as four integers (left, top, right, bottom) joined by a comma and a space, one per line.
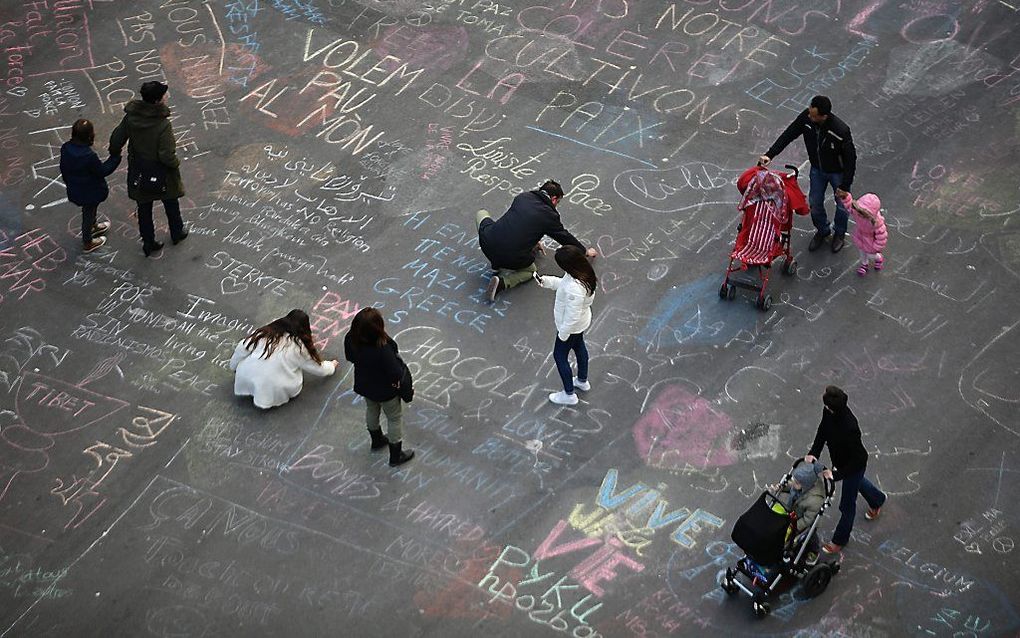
722, 460, 839, 618
773, 461, 830, 559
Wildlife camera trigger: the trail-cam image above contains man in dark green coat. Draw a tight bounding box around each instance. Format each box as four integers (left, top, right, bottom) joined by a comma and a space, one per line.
109, 81, 188, 256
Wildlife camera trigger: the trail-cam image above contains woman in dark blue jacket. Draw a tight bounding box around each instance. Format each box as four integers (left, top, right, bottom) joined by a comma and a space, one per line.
59, 119, 121, 252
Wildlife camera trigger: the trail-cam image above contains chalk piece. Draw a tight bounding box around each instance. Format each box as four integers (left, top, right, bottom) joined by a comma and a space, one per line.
34, 368, 39, 372
25, 204, 35, 210
95, 592, 100, 597
322, 286, 327, 290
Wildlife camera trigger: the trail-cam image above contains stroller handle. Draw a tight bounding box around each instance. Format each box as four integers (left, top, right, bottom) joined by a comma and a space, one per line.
784, 164, 800, 178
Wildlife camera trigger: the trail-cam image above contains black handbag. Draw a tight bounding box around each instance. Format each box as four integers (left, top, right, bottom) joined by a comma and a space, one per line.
130, 157, 167, 196
396, 356, 414, 403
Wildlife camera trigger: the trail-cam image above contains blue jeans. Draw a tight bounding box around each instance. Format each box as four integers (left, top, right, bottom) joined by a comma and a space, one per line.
809, 166, 849, 236
553, 333, 588, 394
831, 468, 886, 546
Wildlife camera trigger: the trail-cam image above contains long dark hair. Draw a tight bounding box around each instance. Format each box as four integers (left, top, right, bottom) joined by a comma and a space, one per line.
348, 307, 388, 348
243, 309, 322, 363
555, 245, 597, 295
71, 119, 95, 145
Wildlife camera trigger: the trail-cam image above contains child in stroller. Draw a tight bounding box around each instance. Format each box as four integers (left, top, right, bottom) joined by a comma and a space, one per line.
774, 461, 829, 559
721, 459, 840, 618
719, 165, 809, 311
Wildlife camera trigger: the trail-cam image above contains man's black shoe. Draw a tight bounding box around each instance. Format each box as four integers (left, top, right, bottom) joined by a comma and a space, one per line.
143, 241, 164, 257
831, 233, 846, 253
808, 232, 829, 252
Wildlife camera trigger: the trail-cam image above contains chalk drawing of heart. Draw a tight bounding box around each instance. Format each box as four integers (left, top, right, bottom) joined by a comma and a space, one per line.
600, 272, 632, 294
597, 235, 633, 259
220, 277, 248, 295
632, 385, 736, 470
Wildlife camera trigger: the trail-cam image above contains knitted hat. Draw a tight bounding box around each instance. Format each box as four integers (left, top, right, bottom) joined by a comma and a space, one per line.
140, 81, 169, 104
792, 463, 818, 490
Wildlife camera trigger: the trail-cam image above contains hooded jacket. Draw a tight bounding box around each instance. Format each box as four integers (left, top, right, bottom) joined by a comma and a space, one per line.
840, 192, 888, 254
59, 141, 121, 206
766, 109, 857, 191
808, 405, 869, 481
108, 100, 184, 203
479, 190, 585, 270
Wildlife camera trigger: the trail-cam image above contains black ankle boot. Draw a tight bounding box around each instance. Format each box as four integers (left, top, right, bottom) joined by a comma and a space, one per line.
388, 441, 414, 467
369, 429, 389, 451
143, 240, 164, 257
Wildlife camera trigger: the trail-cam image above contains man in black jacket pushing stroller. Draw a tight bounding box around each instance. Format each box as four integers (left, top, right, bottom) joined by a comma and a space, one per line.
758, 95, 857, 254
805, 386, 887, 554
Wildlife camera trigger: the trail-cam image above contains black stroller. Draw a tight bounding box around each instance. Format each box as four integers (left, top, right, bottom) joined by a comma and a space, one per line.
720, 459, 840, 618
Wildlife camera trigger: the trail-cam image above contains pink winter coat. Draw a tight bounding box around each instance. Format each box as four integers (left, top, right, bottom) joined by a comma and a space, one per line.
840, 193, 887, 254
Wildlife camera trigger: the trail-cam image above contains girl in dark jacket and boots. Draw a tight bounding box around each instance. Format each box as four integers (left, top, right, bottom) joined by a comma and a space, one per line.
59, 119, 120, 252
804, 386, 887, 554
344, 308, 414, 467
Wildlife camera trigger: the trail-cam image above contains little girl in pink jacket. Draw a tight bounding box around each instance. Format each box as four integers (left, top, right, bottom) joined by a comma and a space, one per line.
839, 192, 888, 276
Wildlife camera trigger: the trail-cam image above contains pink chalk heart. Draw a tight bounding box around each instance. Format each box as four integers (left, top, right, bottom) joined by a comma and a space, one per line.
632, 385, 736, 470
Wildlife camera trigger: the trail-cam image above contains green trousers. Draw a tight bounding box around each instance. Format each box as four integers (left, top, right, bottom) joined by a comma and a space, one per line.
366, 396, 403, 443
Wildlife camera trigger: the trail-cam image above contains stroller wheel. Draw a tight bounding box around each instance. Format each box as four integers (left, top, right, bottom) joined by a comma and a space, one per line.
727, 284, 736, 300
802, 564, 833, 599
757, 295, 773, 312
783, 259, 797, 276
720, 569, 739, 595
719, 283, 729, 299
752, 600, 771, 619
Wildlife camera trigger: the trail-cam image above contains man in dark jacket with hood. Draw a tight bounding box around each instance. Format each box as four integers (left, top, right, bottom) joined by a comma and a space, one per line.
60, 118, 120, 252
759, 95, 857, 253
109, 81, 188, 256
804, 386, 886, 554
476, 180, 597, 301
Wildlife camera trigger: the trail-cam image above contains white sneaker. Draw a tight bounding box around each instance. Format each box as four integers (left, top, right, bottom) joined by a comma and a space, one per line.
549, 391, 578, 406
573, 378, 591, 392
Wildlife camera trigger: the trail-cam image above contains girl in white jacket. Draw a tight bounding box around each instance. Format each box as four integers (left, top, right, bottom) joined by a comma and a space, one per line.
230, 309, 337, 409
535, 245, 597, 406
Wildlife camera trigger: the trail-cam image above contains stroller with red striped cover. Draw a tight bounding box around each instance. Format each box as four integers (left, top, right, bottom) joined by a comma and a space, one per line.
719, 165, 808, 311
